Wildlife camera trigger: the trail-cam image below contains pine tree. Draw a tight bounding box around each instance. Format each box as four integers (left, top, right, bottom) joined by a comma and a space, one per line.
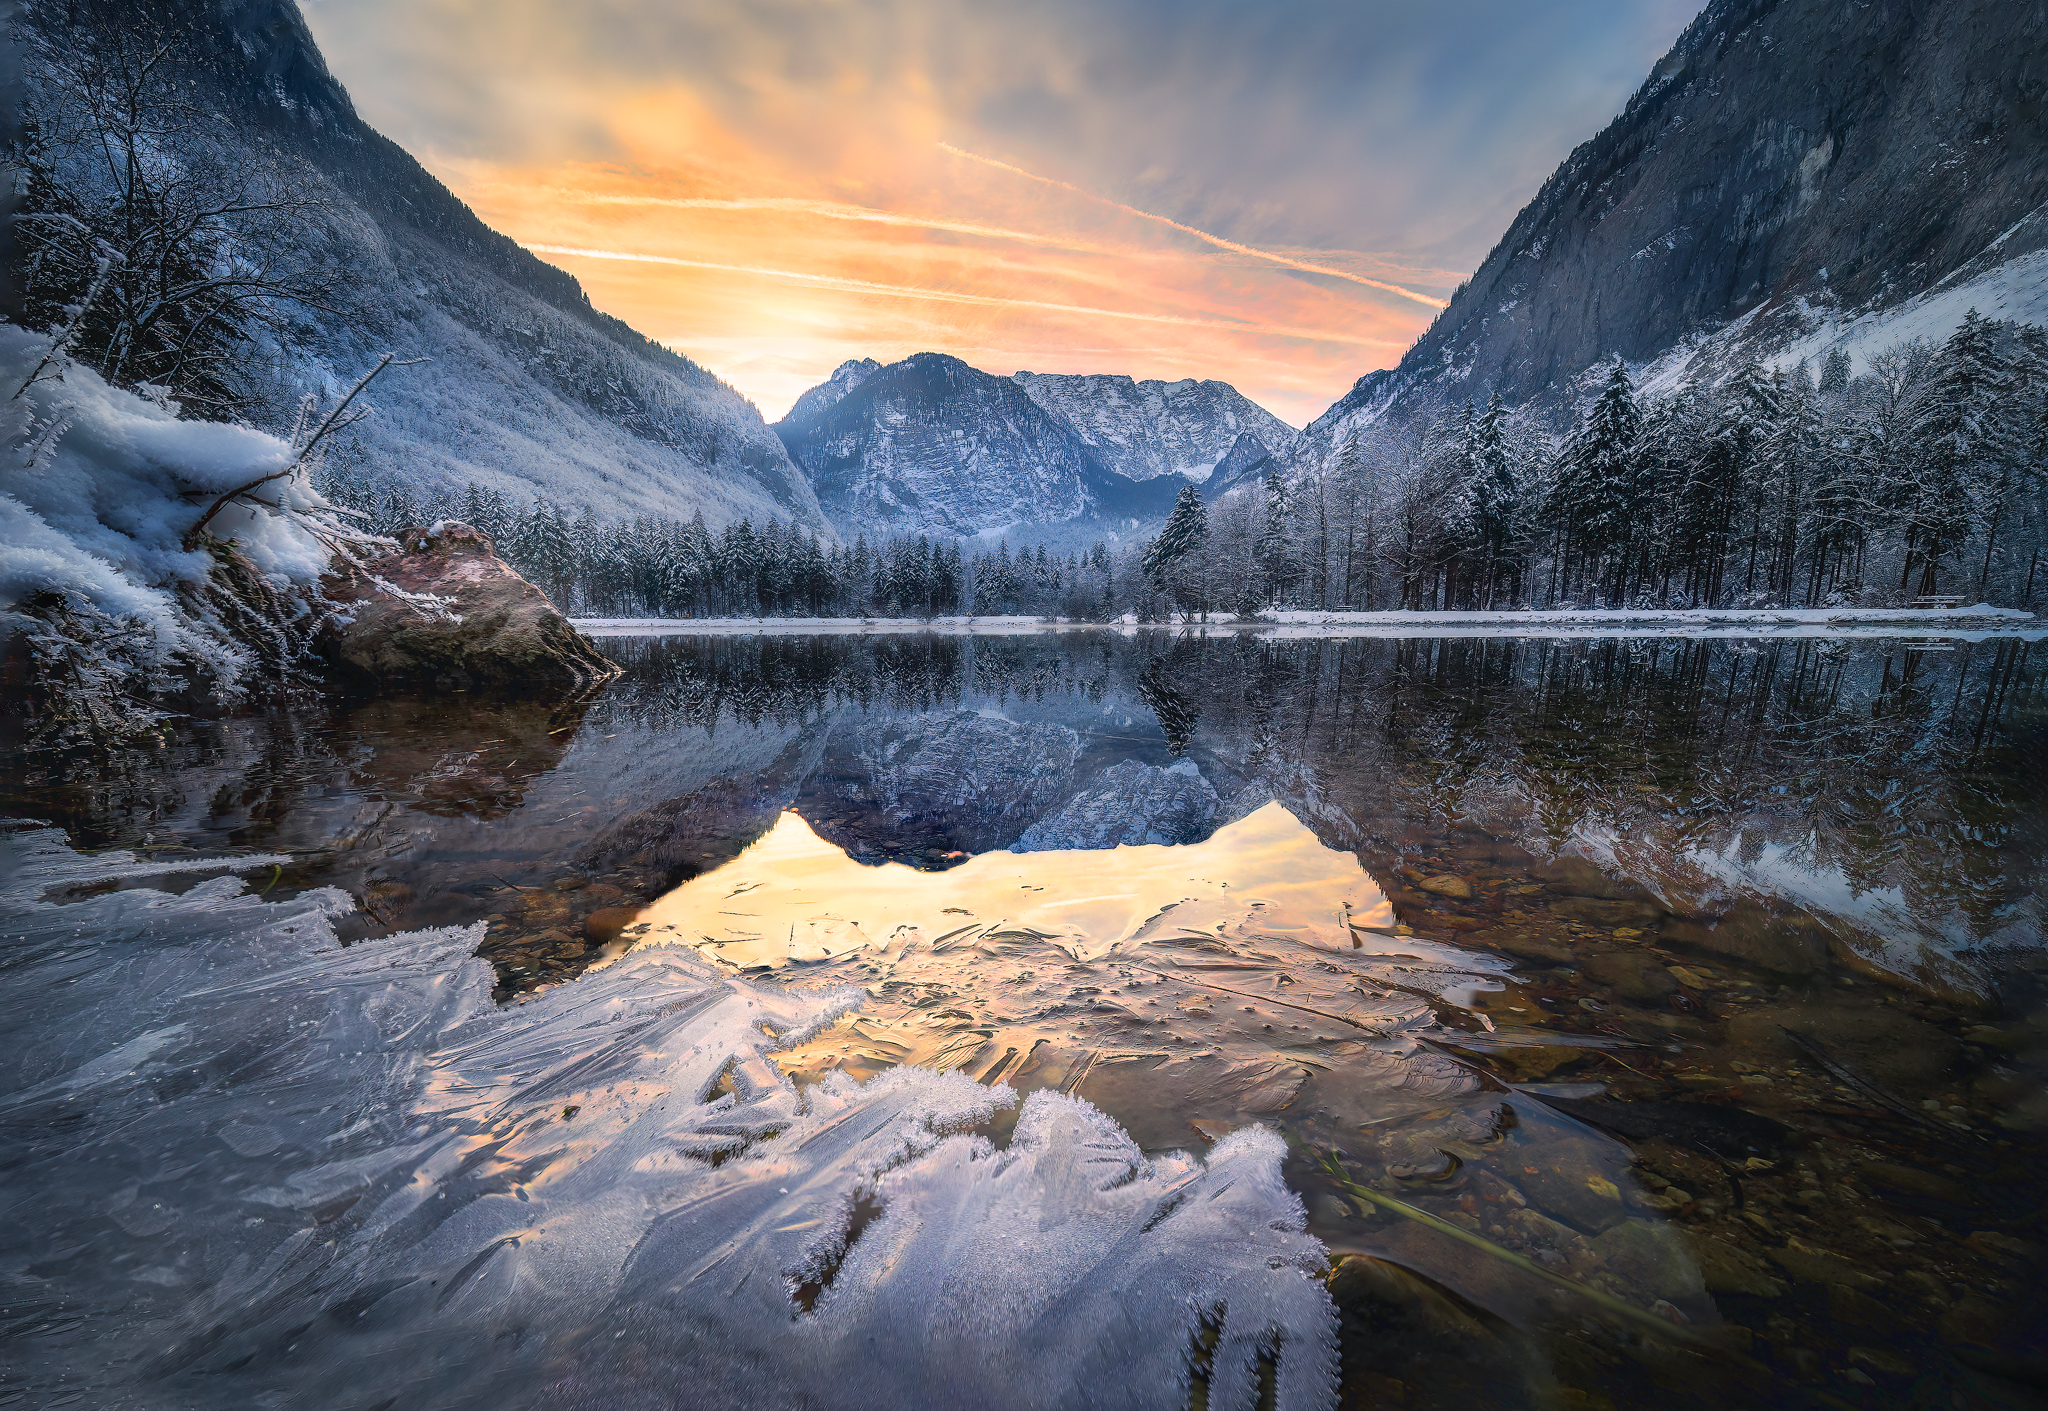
1764, 367, 1824, 603
377, 485, 422, 537
1468, 392, 1522, 606
459, 482, 511, 543
1144, 485, 1210, 619
1903, 310, 2016, 594
508, 498, 577, 603
1253, 472, 1296, 607
1819, 347, 1852, 395
1547, 358, 1643, 601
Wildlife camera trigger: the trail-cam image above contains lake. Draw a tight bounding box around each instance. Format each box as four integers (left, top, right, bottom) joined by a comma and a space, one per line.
3, 628, 2043, 1410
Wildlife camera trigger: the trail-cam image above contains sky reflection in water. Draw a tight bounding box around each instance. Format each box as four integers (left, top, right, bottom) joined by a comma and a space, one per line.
7, 629, 2044, 1407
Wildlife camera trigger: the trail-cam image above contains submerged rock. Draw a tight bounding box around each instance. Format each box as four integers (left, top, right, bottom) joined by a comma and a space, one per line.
1579, 950, 1680, 1003
1661, 900, 1829, 976
320, 522, 619, 693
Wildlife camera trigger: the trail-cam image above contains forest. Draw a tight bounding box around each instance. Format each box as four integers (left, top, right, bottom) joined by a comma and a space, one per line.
323, 309, 2048, 621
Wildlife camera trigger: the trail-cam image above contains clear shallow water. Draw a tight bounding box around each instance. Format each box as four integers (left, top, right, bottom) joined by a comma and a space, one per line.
3, 630, 2044, 1410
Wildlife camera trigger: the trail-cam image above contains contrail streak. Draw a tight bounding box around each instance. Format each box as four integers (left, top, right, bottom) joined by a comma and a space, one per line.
571, 194, 1103, 252
938, 143, 1449, 310
527, 244, 1408, 349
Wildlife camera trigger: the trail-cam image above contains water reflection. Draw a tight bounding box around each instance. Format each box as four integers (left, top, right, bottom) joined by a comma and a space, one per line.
5, 628, 2044, 1407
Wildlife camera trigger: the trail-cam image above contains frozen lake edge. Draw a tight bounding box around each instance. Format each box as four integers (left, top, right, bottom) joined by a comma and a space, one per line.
576, 606, 2043, 641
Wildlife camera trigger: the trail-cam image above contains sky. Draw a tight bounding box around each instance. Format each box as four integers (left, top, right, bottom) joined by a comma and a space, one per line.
301, 0, 1699, 425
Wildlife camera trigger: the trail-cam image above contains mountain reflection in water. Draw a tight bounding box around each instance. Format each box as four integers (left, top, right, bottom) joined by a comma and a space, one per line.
5, 628, 2043, 1409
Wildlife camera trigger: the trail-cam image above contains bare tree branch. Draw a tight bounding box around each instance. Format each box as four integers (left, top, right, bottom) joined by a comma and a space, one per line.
180, 355, 427, 551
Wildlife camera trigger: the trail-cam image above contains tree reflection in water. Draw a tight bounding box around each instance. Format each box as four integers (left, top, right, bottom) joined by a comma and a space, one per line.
5, 627, 2042, 1407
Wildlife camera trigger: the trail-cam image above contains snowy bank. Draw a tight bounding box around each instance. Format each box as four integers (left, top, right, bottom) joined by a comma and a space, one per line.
575, 605, 2041, 640
1, 323, 355, 741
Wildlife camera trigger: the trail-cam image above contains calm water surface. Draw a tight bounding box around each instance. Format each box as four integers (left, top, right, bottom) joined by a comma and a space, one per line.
7, 629, 2045, 1410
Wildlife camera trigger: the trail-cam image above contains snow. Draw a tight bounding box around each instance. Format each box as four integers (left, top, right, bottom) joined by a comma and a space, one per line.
0, 820, 1339, 1410
1011, 372, 1295, 483
0, 323, 343, 686
1769, 245, 2048, 378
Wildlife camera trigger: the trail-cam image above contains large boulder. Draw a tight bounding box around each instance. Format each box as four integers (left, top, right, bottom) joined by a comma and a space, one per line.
320, 521, 619, 693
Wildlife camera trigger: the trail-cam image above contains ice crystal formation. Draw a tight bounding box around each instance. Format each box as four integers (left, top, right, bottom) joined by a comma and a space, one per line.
0, 822, 1338, 1410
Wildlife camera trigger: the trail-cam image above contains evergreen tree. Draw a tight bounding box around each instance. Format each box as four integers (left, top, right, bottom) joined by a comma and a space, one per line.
1904, 310, 2014, 594
1144, 485, 1211, 619
1819, 347, 1852, 394
508, 498, 577, 603
1547, 358, 1643, 601
1467, 392, 1522, 606
377, 485, 422, 537
1253, 473, 1297, 607
459, 482, 511, 543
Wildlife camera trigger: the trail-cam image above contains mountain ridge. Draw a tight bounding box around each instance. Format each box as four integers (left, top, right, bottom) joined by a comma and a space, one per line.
774, 354, 1291, 543
1009, 372, 1293, 483
774, 353, 1184, 544
1272, 0, 2048, 472
19, 0, 829, 535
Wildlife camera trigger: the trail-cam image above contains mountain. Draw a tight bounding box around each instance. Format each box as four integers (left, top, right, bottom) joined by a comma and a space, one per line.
773, 354, 1181, 543
16, 0, 828, 535
784, 358, 884, 425
1286, 0, 2048, 463
1009, 373, 1293, 482
1201, 432, 1281, 501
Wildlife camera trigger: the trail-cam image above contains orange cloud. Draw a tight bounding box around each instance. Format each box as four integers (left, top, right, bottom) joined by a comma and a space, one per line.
301, 0, 1703, 425
380, 33, 1459, 426
528, 244, 1410, 349
438, 141, 1448, 423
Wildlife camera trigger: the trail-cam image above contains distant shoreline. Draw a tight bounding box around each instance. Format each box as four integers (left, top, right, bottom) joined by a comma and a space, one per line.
576, 606, 2041, 640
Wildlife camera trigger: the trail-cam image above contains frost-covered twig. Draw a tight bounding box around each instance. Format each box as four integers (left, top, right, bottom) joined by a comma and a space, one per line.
11, 243, 121, 401
180, 354, 427, 551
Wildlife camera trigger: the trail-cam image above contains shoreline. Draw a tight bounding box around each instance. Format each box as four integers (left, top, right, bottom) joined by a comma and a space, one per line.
574, 605, 2042, 640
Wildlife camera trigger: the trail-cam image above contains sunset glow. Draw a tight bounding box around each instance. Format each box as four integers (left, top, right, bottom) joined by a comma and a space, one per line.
440, 151, 1448, 423
303, 0, 1695, 423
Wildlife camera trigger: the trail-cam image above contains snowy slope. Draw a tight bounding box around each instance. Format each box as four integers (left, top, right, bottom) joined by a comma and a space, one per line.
1267, 0, 2048, 474
20, 0, 827, 535
1763, 208, 2048, 378
786, 358, 885, 424
1011, 373, 1293, 482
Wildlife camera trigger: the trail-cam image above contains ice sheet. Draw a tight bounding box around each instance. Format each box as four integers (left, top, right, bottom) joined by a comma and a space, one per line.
0, 821, 1337, 1410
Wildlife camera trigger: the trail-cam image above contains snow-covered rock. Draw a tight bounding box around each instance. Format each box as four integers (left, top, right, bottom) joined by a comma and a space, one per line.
0, 323, 357, 742
775, 353, 1180, 543
786, 357, 884, 423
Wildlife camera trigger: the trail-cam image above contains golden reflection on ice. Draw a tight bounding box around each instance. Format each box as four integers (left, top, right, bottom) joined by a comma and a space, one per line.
615, 802, 1518, 1152
634, 801, 1399, 967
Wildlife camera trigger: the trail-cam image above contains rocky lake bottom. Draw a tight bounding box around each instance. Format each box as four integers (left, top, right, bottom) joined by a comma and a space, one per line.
3, 629, 2043, 1411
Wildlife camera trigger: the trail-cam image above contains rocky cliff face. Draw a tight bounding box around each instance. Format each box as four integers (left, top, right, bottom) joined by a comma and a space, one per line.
1303, 0, 2048, 450
1011, 373, 1293, 482
774, 354, 1180, 542
23, 0, 828, 534
1201, 432, 1280, 502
